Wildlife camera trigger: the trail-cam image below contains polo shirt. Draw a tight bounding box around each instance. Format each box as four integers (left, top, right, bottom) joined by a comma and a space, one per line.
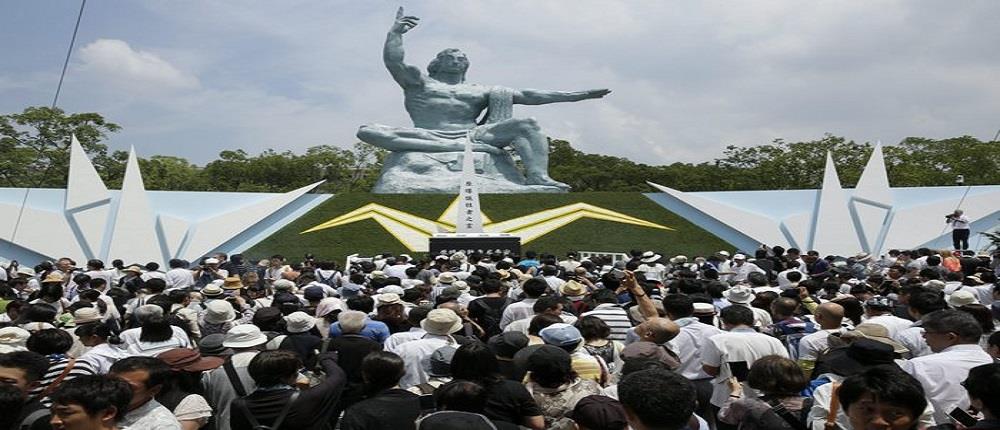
700, 327, 788, 407
900, 344, 993, 425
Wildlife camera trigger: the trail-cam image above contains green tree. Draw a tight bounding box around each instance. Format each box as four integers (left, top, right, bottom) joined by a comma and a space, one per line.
0, 106, 120, 188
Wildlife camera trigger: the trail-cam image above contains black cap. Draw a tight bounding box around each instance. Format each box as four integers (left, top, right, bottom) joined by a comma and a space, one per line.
569, 395, 629, 430
488, 332, 529, 359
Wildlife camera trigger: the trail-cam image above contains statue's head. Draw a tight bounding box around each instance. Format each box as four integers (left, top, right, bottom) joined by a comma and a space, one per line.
427, 48, 469, 81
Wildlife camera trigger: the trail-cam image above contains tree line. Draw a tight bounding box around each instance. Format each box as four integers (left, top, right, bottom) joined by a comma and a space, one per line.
2, 106, 997, 193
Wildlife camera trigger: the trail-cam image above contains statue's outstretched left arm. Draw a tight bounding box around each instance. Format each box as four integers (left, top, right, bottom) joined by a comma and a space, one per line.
512, 88, 611, 105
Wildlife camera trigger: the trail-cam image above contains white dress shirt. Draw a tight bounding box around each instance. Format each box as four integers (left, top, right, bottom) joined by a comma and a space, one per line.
864, 313, 913, 339
165, 268, 195, 290
499, 298, 537, 329
700, 327, 789, 406
900, 344, 994, 425
797, 328, 843, 361
669, 317, 723, 380
383, 328, 426, 353
396, 334, 456, 389
895, 324, 932, 358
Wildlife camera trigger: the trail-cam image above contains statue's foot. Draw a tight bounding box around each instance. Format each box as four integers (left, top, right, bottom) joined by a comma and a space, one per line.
526, 175, 571, 190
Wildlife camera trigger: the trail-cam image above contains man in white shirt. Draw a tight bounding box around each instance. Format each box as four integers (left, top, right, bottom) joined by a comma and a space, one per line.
900, 310, 994, 425
499, 278, 547, 329
896, 291, 948, 358
140, 262, 166, 282
635, 251, 667, 282
395, 309, 461, 389
383, 255, 414, 279
797, 302, 845, 375
721, 285, 772, 328
540, 265, 565, 294
725, 254, 765, 284
862, 295, 912, 338
947, 209, 971, 250
164, 259, 195, 290
664, 295, 723, 428
110, 357, 182, 430
700, 305, 788, 428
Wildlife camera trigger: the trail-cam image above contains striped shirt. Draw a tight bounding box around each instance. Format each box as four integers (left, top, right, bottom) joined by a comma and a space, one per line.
582, 304, 633, 341
30, 356, 96, 407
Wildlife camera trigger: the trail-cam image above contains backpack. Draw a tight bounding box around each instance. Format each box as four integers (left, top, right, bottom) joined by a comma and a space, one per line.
316, 270, 338, 287
18, 408, 50, 430
468, 297, 511, 338
774, 320, 817, 361
741, 397, 808, 430
234, 391, 300, 430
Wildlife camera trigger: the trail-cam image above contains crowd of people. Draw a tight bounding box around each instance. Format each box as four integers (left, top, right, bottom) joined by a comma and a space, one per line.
0, 244, 998, 430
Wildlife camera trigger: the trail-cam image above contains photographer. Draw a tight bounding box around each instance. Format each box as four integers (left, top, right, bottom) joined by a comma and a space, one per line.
946, 209, 971, 251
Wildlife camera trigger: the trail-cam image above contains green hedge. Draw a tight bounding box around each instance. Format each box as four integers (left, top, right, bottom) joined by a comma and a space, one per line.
244, 192, 733, 262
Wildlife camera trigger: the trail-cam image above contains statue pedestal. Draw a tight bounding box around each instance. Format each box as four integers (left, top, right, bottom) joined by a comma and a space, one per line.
372, 151, 566, 194
429, 233, 521, 256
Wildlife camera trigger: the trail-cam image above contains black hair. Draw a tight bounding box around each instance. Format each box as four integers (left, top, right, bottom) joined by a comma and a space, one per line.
964, 363, 1000, 417
532, 295, 561, 314
522, 278, 548, 298
720, 305, 754, 327
145, 278, 166, 294
347, 296, 375, 313
435, 380, 487, 413
907, 291, 947, 316
618, 368, 696, 430
109, 356, 172, 389
50, 375, 132, 421
0, 351, 50, 382
481, 279, 502, 294
0, 383, 25, 422
361, 351, 406, 394
248, 350, 301, 387
527, 313, 563, 337
921, 309, 983, 343
168, 259, 186, 269
747, 355, 808, 395
957, 304, 995, 335
38, 283, 63, 301
526, 346, 575, 388
591, 288, 618, 304
450, 342, 502, 386
26, 329, 74, 355
576, 316, 611, 341
989, 331, 1000, 349
138, 314, 174, 343
838, 366, 927, 421
407, 305, 431, 326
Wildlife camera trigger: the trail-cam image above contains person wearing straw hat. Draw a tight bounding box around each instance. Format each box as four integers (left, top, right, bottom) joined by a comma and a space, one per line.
635, 251, 666, 282
201, 324, 268, 430
396, 308, 463, 389
721, 285, 772, 328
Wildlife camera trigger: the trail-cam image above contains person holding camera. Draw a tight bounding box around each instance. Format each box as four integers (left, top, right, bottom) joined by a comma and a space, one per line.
946, 209, 971, 251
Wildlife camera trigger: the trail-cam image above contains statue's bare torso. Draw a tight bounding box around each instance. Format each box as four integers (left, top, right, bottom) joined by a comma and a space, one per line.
404, 81, 489, 131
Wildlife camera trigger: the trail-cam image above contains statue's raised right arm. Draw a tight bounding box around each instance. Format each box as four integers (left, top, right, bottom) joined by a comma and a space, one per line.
383, 7, 423, 89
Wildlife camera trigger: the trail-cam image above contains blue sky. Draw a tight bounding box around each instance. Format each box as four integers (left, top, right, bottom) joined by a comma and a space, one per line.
3, 1, 999, 165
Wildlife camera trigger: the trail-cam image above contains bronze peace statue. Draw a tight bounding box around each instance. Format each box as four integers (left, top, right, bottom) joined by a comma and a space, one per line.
358, 7, 610, 193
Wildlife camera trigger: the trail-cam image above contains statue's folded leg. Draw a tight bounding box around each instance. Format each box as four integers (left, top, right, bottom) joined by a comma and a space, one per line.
475, 119, 570, 189
358, 124, 505, 155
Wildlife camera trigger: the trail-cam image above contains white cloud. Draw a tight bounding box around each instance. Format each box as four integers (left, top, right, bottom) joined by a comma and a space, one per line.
77, 39, 199, 91
4, 2, 999, 168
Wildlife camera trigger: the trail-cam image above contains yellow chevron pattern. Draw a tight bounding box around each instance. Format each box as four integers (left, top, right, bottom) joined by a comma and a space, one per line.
301, 197, 673, 252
